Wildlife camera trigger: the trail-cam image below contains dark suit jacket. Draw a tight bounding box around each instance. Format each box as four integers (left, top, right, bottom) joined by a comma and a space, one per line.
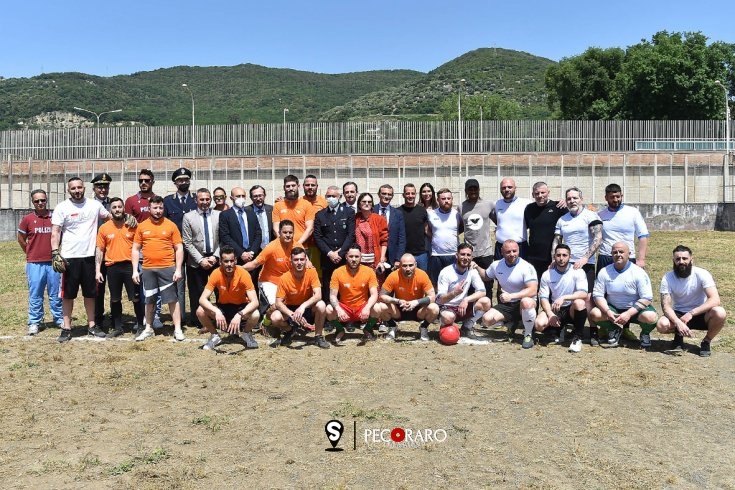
218, 207, 263, 264
374, 204, 406, 264
314, 204, 355, 260
163, 193, 197, 231
247, 203, 276, 247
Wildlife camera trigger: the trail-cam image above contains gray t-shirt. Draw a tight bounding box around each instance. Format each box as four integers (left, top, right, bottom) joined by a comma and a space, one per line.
461, 198, 495, 258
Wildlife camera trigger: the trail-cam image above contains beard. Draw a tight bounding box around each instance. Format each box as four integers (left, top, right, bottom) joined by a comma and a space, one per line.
674, 263, 693, 278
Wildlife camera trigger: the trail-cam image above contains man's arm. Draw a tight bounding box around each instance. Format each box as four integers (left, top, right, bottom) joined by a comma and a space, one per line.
50, 224, 62, 251
551, 234, 562, 261
297, 220, 314, 247
17, 231, 27, 254
636, 236, 649, 268
576, 223, 603, 267
182, 216, 203, 265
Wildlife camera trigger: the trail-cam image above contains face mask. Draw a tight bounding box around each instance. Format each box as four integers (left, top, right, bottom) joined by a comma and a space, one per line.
326, 197, 340, 208
234, 197, 246, 208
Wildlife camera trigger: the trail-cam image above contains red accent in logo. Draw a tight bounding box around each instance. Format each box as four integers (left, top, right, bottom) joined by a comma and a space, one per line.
390, 428, 405, 442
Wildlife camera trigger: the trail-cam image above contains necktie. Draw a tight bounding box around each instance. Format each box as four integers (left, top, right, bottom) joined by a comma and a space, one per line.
180, 195, 185, 206
380, 206, 389, 224
238, 209, 249, 249
202, 212, 212, 254
256, 208, 269, 246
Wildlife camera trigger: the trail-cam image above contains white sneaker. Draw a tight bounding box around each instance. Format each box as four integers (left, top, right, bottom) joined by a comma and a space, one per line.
28, 324, 39, 336
569, 336, 582, 353
202, 334, 222, 351
173, 329, 186, 341
387, 327, 396, 340
135, 328, 155, 341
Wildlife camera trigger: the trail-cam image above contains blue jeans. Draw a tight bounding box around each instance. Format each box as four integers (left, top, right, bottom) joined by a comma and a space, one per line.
26, 261, 63, 326
414, 252, 429, 273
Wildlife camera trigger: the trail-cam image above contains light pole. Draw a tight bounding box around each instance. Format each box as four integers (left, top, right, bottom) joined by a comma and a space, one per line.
182, 83, 195, 159
458, 79, 465, 179
715, 80, 730, 157
283, 107, 289, 125
73, 106, 122, 158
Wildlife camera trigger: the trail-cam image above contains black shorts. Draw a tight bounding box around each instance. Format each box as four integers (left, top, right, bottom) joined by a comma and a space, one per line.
674, 311, 708, 330
554, 305, 573, 324
62, 256, 97, 300
398, 309, 420, 322
285, 305, 315, 324
492, 301, 523, 323
219, 303, 248, 324
107, 261, 139, 302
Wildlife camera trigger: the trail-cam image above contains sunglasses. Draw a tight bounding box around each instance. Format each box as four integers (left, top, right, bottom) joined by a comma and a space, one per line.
213, 195, 226, 200
33, 199, 47, 204
138, 178, 152, 183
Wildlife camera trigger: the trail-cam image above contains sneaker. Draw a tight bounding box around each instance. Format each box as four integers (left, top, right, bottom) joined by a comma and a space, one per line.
28, 324, 40, 336
378, 322, 389, 333
639, 332, 652, 349
88, 325, 106, 338
315, 335, 330, 349
555, 327, 566, 344
461, 320, 476, 339
202, 334, 222, 351
334, 331, 345, 344
669, 333, 684, 352
363, 330, 375, 342
58, 329, 72, 343
387, 327, 396, 340
568, 336, 582, 353
699, 340, 711, 357
345, 322, 357, 333
135, 328, 155, 341
132, 323, 142, 336
323, 322, 335, 333
607, 327, 622, 347
622, 327, 638, 342
590, 337, 600, 347
106, 327, 124, 338
173, 329, 186, 341
241, 332, 259, 349
522, 334, 534, 349
280, 329, 294, 347
419, 326, 430, 342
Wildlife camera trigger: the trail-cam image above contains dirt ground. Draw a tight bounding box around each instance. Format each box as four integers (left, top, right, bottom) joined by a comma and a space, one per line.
1, 321, 733, 490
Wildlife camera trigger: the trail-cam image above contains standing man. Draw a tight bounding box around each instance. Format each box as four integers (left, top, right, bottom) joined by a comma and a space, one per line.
477, 240, 539, 348
400, 183, 430, 272
95, 197, 145, 337
342, 181, 359, 213
18, 189, 63, 335
270, 247, 330, 349
248, 185, 275, 250
379, 253, 439, 341
427, 188, 463, 286
218, 186, 262, 269
124, 169, 156, 222
524, 181, 567, 281
374, 184, 406, 270
656, 245, 727, 356
589, 242, 658, 349
314, 186, 355, 301
491, 177, 532, 259
182, 188, 220, 331
91, 172, 113, 329
597, 183, 649, 270
301, 174, 328, 274
272, 174, 315, 248
51, 177, 113, 342
197, 245, 260, 351
163, 168, 197, 326
461, 178, 496, 298
131, 196, 186, 342
534, 244, 589, 353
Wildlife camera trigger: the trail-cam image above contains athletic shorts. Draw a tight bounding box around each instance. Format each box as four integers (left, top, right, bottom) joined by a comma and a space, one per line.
218, 303, 248, 324
285, 304, 315, 325
439, 303, 476, 322
259, 281, 277, 306
398, 308, 420, 322
337, 302, 368, 322
609, 303, 657, 325
491, 301, 523, 323
674, 310, 708, 330
141, 266, 178, 304
547, 305, 573, 325
107, 261, 139, 302
62, 256, 97, 300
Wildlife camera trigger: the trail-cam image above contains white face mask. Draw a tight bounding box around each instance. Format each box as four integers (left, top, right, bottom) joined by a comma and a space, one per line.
234, 197, 246, 208
326, 196, 340, 208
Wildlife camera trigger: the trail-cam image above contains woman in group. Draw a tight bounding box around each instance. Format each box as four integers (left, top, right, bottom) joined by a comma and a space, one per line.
419, 182, 438, 211
354, 192, 389, 287
212, 187, 230, 211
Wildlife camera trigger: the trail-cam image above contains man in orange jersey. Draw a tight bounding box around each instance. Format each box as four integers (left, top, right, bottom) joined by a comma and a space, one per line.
272, 175, 315, 248
197, 245, 260, 351
95, 197, 145, 337
301, 174, 327, 276
269, 247, 329, 349
379, 253, 439, 342
131, 196, 185, 342
326, 244, 385, 343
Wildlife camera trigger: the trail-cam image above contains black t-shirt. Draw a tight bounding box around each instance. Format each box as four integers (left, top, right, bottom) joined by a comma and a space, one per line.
524, 200, 566, 262
400, 205, 429, 255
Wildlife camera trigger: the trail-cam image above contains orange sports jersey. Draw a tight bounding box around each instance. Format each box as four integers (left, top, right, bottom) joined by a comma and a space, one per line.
253, 239, 292, 284
133, 217, 182, 269
272, 198, 316, 243
276, 267, 321, 305
303, 194, 328, 212
206, 265, 255, 305
382, 268, 433, 301
330, 264, 378, 308
96, 221, 136, 266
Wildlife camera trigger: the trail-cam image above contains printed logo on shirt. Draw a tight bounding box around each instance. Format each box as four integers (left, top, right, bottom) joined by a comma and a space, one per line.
466, 213, 484, 231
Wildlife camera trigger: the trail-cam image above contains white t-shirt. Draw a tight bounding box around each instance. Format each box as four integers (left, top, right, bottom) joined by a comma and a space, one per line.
494, 197, 531, 243
428, 207, 461, 256
52, 198, 110, 258
660, 267, 716, 312
555, 207, 602, 265
593, 262, 653, 309
539, 266, 588, 307
484, 257, 538, 301
598, 204, 649, 257
437, 265, 485, 306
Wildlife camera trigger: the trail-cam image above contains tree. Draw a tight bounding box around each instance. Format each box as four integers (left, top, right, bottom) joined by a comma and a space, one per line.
437, 92, 521, 120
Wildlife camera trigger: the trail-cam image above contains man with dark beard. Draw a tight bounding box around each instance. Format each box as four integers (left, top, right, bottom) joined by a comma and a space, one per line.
656, 245, 727, 357
272, 174, 315, 249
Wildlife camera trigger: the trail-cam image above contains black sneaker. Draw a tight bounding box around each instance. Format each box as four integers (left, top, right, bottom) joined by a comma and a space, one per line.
106, 327, 124, 339
699, 340, 711, 357
58, 329, 72, 343
280, 329, 294, 347
346, 322, 357, 333
607, 327, 622, 347
639, 332, 652, 349
88, 325, 106, 338
315, 335, 330, 349
671, 332, 684, 351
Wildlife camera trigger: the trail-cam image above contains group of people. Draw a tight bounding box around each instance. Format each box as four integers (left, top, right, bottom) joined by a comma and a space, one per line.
18, 170, 726, 356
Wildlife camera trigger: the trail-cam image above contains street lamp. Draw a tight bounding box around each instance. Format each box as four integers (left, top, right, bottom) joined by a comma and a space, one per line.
182, 83, 195, 159
73, 106, 122, 158
283, 107, 289, 125
715, 80, 730, 158
458, 79, 466, 179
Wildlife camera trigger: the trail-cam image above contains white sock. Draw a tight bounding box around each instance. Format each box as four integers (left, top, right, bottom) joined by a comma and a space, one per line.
522, 308, 537, 336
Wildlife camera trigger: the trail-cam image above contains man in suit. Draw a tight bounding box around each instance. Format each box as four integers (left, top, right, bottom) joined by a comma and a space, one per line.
314, 186, 355, 302
182, 188, 220, 331
248, 185, 275, 249
163, 167, 197, 325
374, 184, 406, 270
218, 186, 262, 284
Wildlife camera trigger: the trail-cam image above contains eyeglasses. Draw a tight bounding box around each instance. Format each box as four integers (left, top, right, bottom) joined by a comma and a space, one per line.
138, 178, 152, 183
213, 195, 226, 200
94, 184, 110, 188
33, 199, 47, 204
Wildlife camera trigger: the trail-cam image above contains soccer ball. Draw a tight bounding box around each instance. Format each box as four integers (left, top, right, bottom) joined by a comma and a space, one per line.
438, 324, 460, 345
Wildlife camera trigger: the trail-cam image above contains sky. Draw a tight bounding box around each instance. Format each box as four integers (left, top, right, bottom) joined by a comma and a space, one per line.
2, 0, 732, 79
